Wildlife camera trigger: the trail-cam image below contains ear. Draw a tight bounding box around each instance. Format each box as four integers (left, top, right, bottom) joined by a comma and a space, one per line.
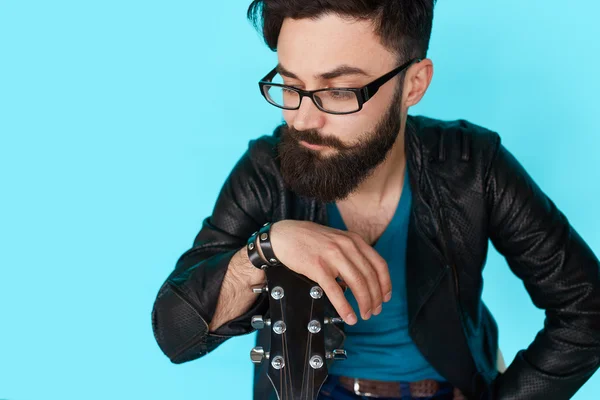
402, 58, 434, 108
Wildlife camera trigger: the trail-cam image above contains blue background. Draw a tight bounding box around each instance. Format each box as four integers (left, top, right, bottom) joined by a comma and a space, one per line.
1, 0, 598, 399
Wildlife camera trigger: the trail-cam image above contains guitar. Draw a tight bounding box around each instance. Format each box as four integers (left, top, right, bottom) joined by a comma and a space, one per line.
249, 265, 348, 400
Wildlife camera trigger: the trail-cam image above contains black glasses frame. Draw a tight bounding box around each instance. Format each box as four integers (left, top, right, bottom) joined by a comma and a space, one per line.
258, 58, 422, 115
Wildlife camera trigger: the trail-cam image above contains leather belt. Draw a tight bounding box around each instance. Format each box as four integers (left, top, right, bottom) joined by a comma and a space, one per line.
338, 376, 462, 398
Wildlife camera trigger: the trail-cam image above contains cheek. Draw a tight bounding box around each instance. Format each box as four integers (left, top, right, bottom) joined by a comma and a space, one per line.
339, 102, 380, 126
282, 110, 294, 125
327, 114, 371, 140
282, 109, 331, 128
362, 89, 392, 114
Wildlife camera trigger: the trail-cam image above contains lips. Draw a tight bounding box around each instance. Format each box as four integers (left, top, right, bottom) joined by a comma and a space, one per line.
300, 140, 327, 150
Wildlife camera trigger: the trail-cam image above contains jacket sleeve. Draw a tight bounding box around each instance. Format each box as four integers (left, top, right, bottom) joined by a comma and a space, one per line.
151, 138, 276, 364
484, 135, 600, 399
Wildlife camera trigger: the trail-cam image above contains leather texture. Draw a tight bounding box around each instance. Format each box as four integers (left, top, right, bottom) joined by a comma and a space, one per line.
151, 114, 600, 400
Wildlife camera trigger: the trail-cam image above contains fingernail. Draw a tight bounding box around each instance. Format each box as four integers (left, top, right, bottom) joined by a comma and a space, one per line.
364, 309, 372, 320
374, 304, 382, 315
384, 291, 392, 302
345, 313, 357, 325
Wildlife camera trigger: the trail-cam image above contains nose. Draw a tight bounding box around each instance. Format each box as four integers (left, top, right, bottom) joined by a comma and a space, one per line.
290, 95, 326, 132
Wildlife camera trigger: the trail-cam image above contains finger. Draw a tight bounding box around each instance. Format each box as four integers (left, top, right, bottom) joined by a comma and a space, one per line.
339, 233, 382, 317
316, 273, 357, 325
336, 277, 348, 292
349, 232, 392, 303
324, 246, 372, 320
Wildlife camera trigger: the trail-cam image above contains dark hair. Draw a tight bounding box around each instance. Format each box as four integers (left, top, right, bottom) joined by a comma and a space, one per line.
247, 0, 437, 63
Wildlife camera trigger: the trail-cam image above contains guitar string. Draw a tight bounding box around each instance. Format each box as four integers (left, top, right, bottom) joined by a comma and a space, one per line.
300, 300, 310, 398
279, 296, 286, 399
306, 335, 315, 399
279, 299, 284, 400
299, 297, 311, 400
280, 295, 293, 399
279, 360, 283, 400
300, 331, 310, 400
302, 298, 315, 400
302, 301, 313, 400
288, 303, 295, 398
309, 297, 315, 400
310, 344, 315, 400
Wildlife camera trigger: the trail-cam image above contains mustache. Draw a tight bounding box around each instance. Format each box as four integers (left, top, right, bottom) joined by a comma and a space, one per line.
282, 125, 350, 150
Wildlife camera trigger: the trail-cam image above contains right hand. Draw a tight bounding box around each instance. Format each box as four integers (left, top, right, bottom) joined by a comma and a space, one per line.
269, 219, 392, 325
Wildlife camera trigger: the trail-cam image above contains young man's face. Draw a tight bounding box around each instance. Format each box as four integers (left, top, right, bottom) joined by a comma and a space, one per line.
275, 13, 408, 203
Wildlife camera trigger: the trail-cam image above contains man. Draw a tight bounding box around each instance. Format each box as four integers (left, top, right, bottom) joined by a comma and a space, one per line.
151, 1, 600, 399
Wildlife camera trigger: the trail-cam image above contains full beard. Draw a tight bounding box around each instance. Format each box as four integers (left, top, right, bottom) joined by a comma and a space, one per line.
276, 89, 403, 203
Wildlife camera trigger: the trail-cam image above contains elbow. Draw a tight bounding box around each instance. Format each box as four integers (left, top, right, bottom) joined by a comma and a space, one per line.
151, 282, 210, 363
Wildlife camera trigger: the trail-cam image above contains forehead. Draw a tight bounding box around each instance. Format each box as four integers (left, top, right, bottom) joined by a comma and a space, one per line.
277, 13, 395, 78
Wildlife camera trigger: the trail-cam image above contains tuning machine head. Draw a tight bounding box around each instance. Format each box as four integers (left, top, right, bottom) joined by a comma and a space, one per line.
324, 316, 344, 325
250, 346, 270, 364
251, 315, 271, 330
326, 349, 347, 361
251, 284, 268, 294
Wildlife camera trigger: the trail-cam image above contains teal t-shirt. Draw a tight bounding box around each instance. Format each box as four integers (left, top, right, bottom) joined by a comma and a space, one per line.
326, 166, 446, 382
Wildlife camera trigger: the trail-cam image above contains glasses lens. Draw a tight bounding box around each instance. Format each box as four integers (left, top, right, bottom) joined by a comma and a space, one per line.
314, 90, 359, 113
263, 85, 300, 109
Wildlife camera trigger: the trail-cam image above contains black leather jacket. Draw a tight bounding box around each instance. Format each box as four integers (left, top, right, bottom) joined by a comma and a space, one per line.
151, 114, 600, 400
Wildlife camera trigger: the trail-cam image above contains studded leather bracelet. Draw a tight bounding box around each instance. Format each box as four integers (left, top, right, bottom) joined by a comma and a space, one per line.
246, 222, 281, 270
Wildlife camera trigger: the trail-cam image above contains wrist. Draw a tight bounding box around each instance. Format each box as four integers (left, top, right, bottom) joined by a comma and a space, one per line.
256, 222, 281, 267
234, 246, 265, 286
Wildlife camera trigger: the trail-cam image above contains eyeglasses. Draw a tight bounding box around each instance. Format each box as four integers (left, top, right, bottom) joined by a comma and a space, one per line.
258, 58, 421, 115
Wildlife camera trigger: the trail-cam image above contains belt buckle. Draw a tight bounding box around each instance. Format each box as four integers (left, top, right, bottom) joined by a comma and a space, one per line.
353, 378, 381, 398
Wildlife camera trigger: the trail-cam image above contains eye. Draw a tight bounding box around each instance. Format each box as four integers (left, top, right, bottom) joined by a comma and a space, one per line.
329, 90, 354, 99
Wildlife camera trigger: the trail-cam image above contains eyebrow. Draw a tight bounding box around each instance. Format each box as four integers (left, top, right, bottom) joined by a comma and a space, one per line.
276, 63, 371, 80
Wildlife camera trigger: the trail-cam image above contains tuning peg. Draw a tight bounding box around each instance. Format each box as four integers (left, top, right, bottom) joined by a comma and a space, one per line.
326, 349, 347, 360
324, 316, 344, 325
309, 354, 324, 369
310, 286, 324, 299
251, 284, 268, 294
270, 286, 284, 300
307, 320, 322, 334
251, 315, 271, 329
250, 346, 270, 364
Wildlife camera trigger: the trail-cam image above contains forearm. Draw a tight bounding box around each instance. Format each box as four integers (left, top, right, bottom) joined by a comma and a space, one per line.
208, 245, 266, 332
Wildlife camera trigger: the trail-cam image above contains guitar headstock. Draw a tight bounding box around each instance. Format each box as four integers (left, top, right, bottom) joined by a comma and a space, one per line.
249, 265, 347, 400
